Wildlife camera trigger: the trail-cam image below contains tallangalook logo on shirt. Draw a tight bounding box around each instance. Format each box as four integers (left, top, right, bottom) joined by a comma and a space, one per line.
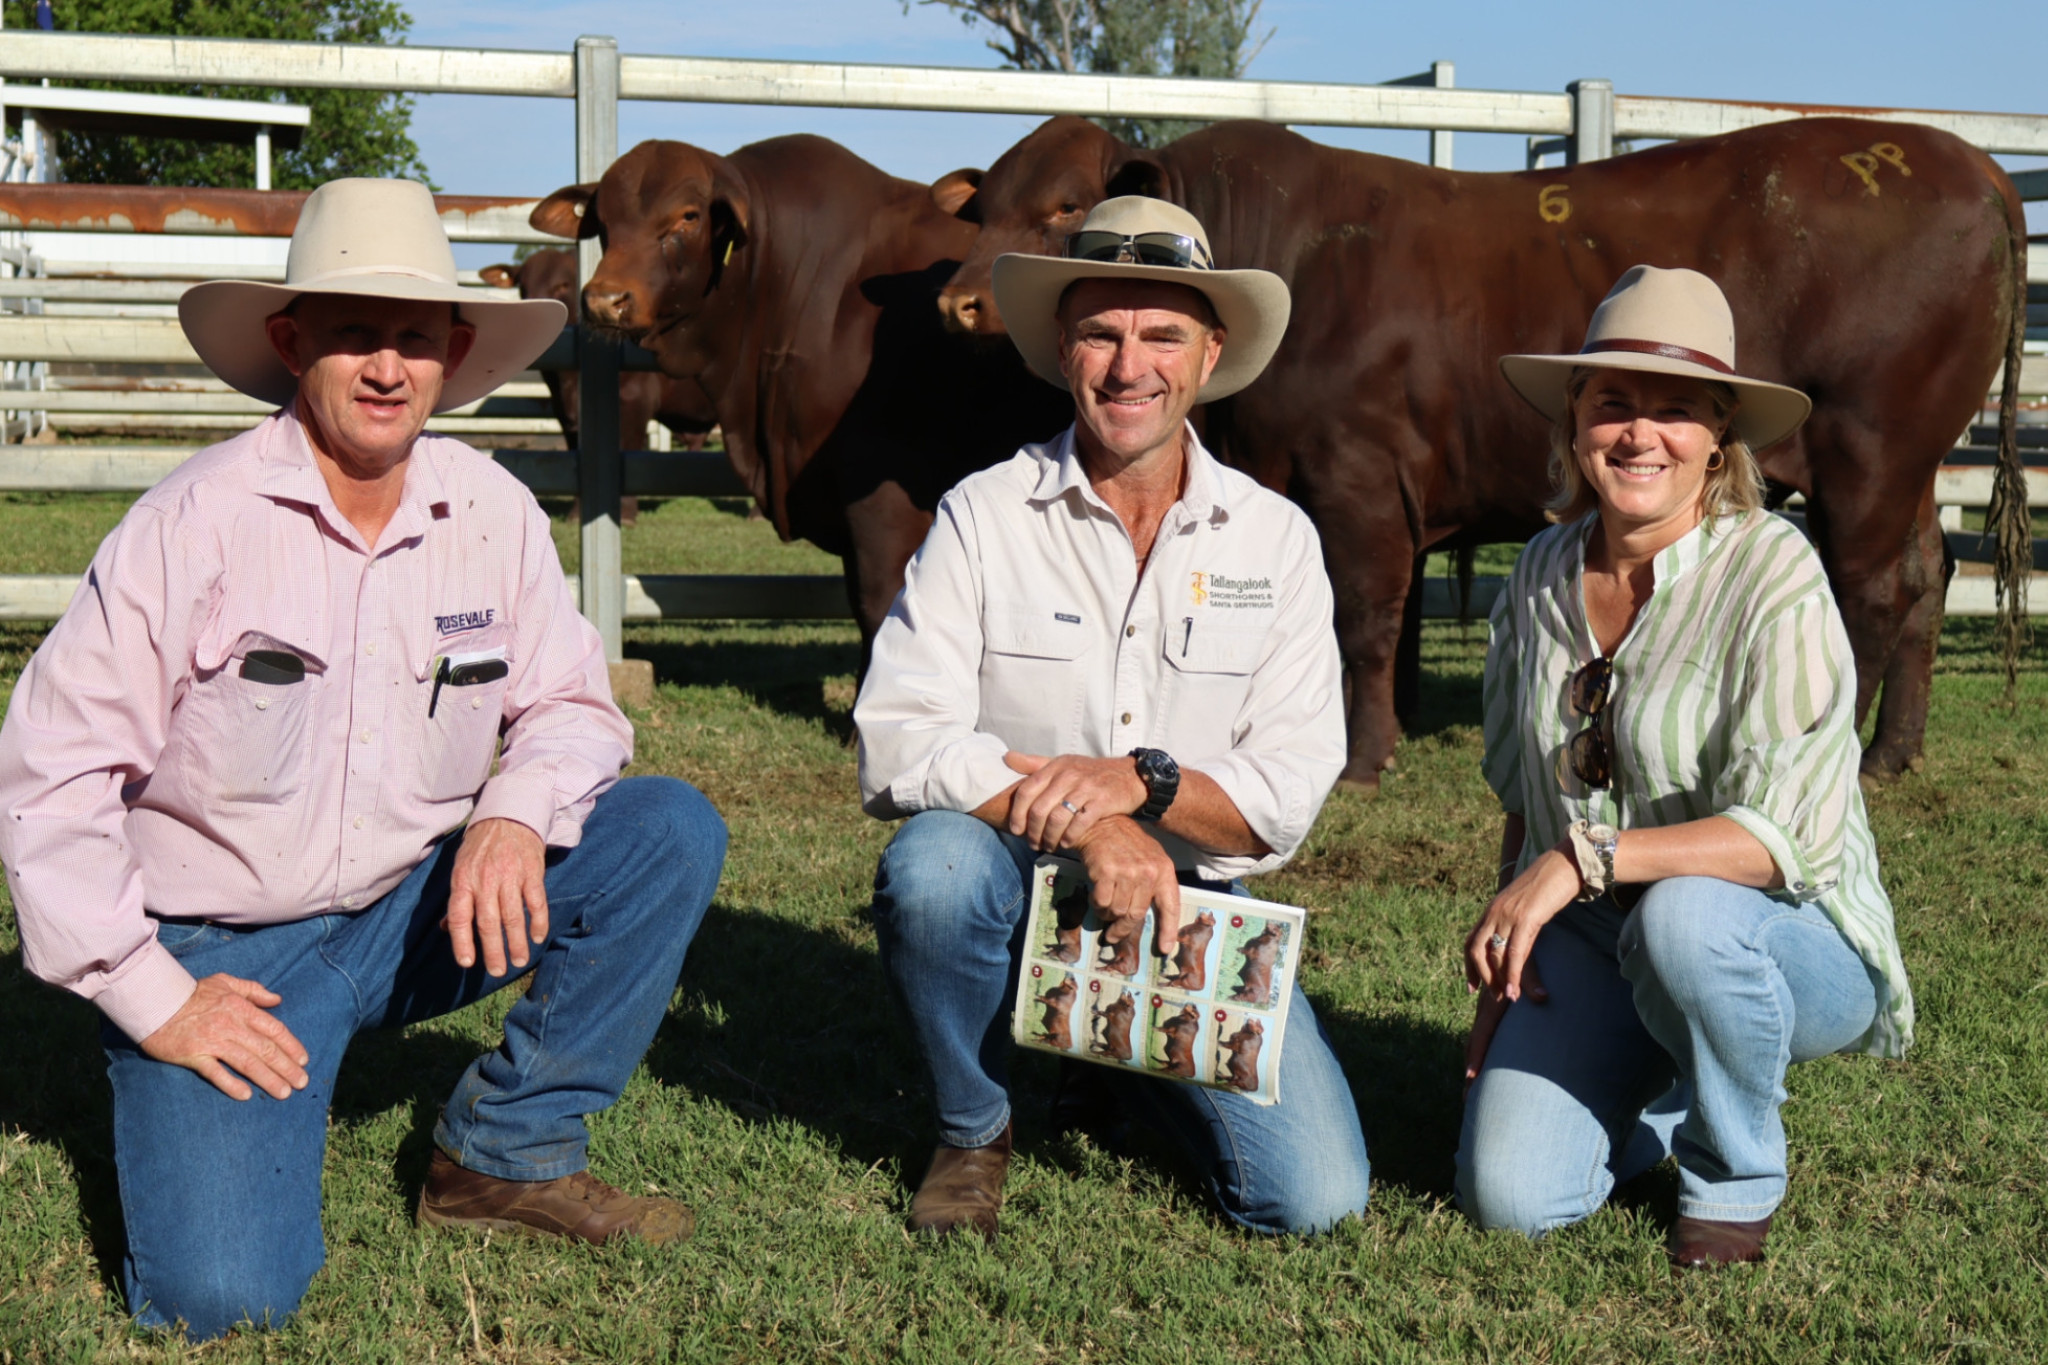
1189, 572, 1274, 610
434, 608, 496, 637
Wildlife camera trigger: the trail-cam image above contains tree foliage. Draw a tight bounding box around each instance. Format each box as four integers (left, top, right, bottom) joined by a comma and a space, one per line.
916, 0, 1271, 147
5, 0, 431, 189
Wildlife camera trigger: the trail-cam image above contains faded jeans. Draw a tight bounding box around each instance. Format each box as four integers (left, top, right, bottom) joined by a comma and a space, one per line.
1456, 876, 1879, 1233
870, 809, 1371, 1236
103, 777, 727, 1339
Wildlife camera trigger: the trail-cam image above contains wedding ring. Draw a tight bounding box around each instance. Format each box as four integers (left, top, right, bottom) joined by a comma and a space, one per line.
1061, 800, 1081, 813
1487, 933, 1508, 952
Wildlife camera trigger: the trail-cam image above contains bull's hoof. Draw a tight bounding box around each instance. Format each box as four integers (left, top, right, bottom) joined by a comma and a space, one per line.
1334, 774, 1382, 797
1857, 743, 1922, 794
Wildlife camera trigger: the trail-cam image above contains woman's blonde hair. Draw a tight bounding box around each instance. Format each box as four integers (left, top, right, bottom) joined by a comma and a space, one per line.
1543, 367, 1765, 524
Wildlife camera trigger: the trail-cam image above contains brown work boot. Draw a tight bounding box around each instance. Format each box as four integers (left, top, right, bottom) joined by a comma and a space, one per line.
1667, 1213, 1772, 1268
908, 1122, 1013, 1243
417, 1149, 694, 1246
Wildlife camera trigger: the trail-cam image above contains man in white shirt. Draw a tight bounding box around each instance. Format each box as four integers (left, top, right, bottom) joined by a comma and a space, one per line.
855, 197, 1370, 1242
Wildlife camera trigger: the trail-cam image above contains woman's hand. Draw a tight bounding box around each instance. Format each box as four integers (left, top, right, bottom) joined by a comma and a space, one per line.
1464, 842, 1582, 1002
1462, 959, 1548, 1096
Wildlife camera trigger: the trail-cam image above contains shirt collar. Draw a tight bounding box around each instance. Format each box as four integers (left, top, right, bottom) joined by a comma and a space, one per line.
1028, 421, 1232, 525
253, 404, 450, 552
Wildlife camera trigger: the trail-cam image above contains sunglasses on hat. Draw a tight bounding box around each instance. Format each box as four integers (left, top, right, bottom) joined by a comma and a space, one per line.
1063, 230, 1214, 270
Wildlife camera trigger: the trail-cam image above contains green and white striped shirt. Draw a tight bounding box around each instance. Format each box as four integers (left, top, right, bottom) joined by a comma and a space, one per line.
1481, 509, 1913, 1057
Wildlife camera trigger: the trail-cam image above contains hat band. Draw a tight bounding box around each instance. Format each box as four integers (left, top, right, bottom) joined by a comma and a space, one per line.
1580, 337, 1734, 375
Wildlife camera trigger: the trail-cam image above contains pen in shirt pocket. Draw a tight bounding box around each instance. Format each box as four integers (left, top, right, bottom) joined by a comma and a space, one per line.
1182, 616, 1194, 657
428, 649, 509, 717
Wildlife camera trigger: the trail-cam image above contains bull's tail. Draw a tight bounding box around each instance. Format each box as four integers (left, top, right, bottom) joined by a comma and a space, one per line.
1986, 202, 2032, 694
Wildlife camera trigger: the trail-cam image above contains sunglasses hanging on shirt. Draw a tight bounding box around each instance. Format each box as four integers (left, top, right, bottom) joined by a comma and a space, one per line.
1556, 656, 1614, 791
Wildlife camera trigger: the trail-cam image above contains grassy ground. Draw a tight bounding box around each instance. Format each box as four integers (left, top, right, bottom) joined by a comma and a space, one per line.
1, 492, 2045, 1361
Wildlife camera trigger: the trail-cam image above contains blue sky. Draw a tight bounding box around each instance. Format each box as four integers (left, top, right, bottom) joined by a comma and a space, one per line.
402, 0, 2044, 264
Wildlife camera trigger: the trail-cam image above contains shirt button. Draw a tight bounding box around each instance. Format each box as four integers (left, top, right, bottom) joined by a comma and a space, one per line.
353, 815, 364, 830
1121, 711, 1133, 725
340, 895, 356, 908
359, 729, 372, 744
472, 697, 483, 709
1126, 625, 1137, 638
365, 642, 377, 656
254, 698, 269, 711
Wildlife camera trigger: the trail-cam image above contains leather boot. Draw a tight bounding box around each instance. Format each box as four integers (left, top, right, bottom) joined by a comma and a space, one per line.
1668, 1213, 1772, 1268
908, 1122, 1013, 1243
418, 1149, 694, 1246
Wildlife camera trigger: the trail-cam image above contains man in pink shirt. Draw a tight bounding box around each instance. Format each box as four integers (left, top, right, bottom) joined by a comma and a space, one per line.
0, 179, 726, 1340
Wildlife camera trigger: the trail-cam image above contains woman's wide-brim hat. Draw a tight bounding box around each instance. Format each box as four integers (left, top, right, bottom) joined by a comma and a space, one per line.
179, 178, 566, 414
991, 196, 1291, 402
1498, 264, 1811, 450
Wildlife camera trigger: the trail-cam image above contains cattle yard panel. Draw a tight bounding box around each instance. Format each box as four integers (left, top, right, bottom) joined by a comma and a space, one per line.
0, 29, 2043, 643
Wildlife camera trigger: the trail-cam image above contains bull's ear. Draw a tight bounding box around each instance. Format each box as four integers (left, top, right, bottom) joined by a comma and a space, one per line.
478, 264, 518, 289
710, 158, 753, 260
530, 183, 599, 240
1105, 156, 1167, 202
931, 168, 983, 222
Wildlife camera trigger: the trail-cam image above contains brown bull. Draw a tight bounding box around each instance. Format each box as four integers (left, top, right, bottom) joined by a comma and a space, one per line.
936, 115, 2028, 789
530, 137, 1068, 650
480, 248, 718, 525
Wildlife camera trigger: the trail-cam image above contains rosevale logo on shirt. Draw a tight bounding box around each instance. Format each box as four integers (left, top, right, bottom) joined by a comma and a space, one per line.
434, 608, 496, 637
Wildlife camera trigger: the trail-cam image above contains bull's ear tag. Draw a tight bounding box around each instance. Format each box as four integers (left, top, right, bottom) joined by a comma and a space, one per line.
722, 240, 735, 266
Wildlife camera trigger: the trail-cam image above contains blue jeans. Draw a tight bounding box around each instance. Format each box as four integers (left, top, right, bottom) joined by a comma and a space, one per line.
870, 810, 1370, 1235
1456, 876, 1879, 1234
103, 777, 726, 1340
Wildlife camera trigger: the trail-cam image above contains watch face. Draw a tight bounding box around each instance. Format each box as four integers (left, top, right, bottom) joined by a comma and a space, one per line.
1136, 749, 1178, 784
1588, 823, 1618, 844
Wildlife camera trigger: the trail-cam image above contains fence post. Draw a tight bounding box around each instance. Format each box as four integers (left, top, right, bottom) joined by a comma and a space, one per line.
1429, 61, 1454, 169
574, 34, 623, 664
1566, 78, 1613, 164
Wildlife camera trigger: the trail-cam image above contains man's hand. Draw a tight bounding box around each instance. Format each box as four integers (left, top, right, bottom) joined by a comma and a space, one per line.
140, 974, 310, 1102
1003, 751, 1148, 851
446, 817, 549, 975
1073, 815, 1181, 958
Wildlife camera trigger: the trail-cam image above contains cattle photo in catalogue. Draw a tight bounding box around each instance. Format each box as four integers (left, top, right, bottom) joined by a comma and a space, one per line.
1032, 971, 1079, 1051
1163, 909, 1217, 992
1150, 1000, 1204, 1080
530, 137, 1069, 667
1219, 1015, 1264, 1093
1228, 919, 1287, 1007
1095, 923, 1145, 980
1088, 986, 1138, 1063
934, 115, 2030, 789
1035, 874, 1090, 964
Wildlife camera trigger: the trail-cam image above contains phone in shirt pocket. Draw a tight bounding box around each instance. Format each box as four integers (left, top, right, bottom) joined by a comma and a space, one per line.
409, 624, 514, 804
182, 631, 322, 806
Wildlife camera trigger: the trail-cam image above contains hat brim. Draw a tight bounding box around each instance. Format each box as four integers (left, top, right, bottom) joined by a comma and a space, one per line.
991, 253, 1291, 402
179, 275, 567, 414
1499, 348, 1812, 451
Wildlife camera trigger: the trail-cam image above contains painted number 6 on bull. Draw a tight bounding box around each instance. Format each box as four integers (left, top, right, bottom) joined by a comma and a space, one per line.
1538, 184, 1571, 224
1841, 142, 1912, 197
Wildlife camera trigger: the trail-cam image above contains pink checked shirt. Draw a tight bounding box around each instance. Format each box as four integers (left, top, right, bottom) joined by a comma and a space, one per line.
0, 409, 631, 1042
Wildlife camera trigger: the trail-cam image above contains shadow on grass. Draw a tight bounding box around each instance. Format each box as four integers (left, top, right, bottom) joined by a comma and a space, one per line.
629, 632, 862, 743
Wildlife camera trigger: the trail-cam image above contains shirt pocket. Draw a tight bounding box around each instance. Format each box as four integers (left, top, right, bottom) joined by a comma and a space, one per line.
980, 607, 1093, 745
1160, 620, 1267, 742
178, 631, 321, 806
406, 621, 515, 805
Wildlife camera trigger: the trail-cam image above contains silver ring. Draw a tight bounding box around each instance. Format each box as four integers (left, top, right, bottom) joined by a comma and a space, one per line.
1487, 933, 1508, 952
1061, 800, 1081, 813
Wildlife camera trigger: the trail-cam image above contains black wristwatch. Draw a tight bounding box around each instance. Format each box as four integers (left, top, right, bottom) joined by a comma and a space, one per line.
1129, 748, 1180, 822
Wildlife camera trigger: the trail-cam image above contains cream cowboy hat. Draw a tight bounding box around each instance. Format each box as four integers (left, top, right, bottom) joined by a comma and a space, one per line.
1499, 264, 1811, 450
991, 196, 1291, 402
179, 178, 566, 413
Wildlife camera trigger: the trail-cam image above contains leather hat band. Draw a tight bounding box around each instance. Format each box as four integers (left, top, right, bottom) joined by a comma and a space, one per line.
1581, 337, 1735, 374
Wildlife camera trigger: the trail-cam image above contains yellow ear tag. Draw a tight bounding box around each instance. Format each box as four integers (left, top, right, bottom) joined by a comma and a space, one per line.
722, 240, 735, 267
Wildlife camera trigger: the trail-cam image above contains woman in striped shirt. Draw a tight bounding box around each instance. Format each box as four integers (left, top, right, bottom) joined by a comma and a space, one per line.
1454, 266, 1913, 1269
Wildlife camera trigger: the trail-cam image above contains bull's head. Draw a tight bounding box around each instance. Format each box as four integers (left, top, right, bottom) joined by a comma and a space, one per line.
529, 140, 751, 348
933, 116, 1165, 337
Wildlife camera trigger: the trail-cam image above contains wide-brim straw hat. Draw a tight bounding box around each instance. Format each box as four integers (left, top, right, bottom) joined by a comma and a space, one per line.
991, 196, 1291, 402
1499, 264, 1811, 450
180, 178, 566, 414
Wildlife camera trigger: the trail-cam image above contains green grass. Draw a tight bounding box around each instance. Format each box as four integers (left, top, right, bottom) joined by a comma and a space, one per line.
2, 498, 2046, 1361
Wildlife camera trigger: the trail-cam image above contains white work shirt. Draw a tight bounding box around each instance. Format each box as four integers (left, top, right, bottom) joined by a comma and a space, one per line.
855, 424, 1345, 880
